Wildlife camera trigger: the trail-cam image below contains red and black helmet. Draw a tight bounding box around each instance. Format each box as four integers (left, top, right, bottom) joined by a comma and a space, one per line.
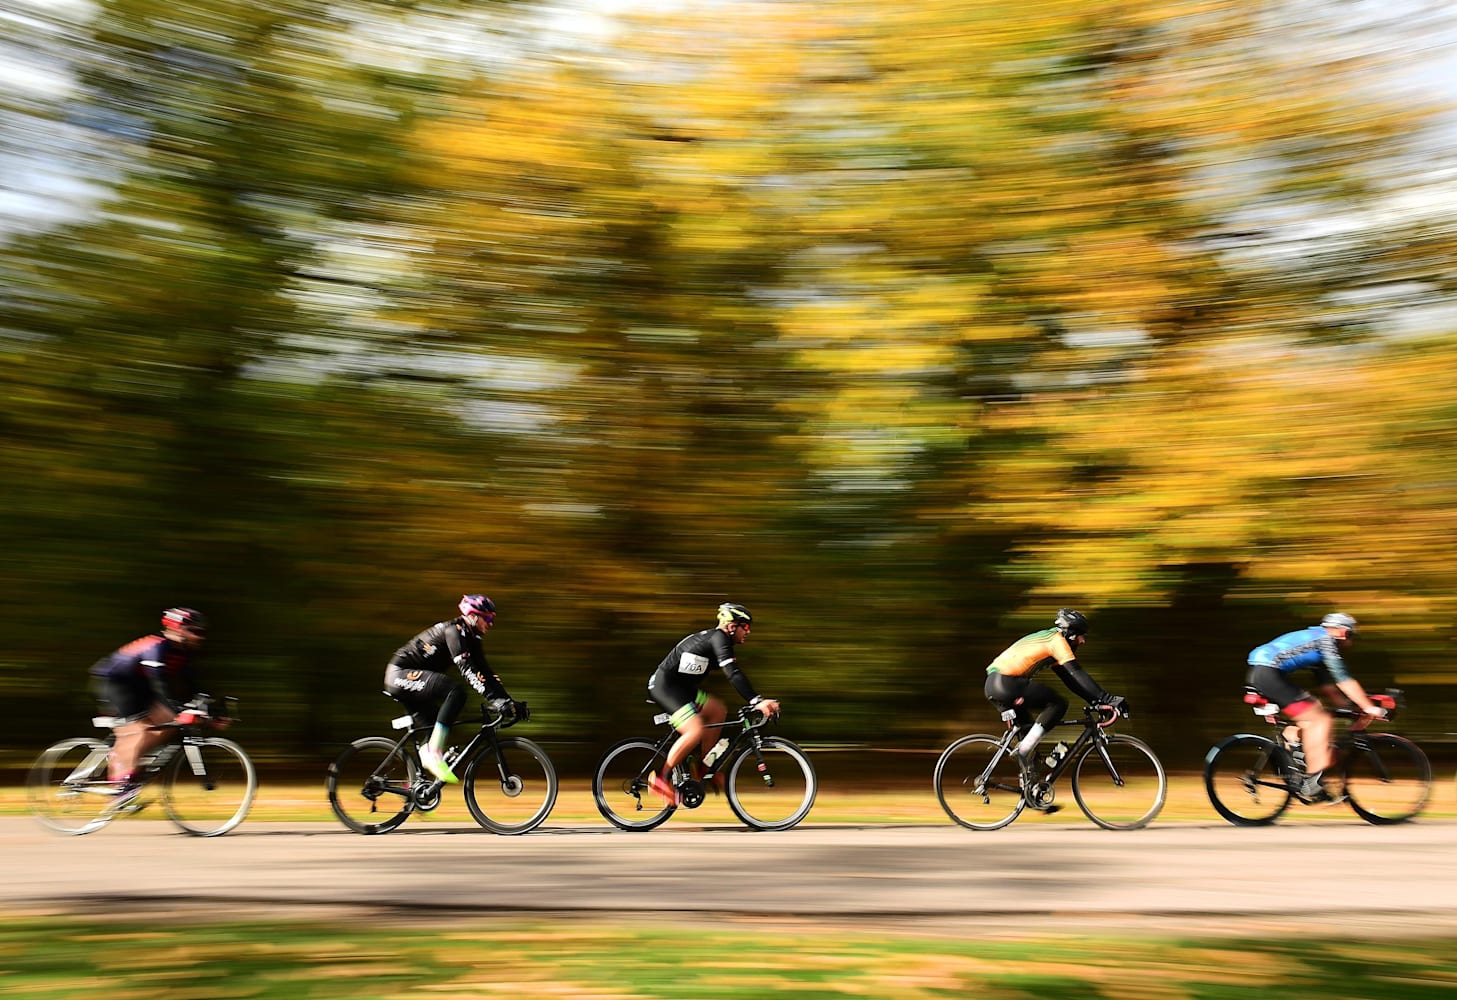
161, 607, 208, 639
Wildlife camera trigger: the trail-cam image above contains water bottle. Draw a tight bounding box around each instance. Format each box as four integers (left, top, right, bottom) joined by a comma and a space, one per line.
444, 746, 460, 765
1043, 741, 1070, 769
703, 738, 730, 768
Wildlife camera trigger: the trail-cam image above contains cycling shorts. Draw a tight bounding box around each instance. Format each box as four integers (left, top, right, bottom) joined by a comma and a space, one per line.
92, 675, 157, 724
647, 677, 708, 728
384, 664, 455, 714
1246, 664, 1330, 714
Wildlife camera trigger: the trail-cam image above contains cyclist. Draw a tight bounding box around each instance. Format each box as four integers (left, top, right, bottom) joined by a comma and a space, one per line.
645, 602, 780, 804
1246, 612, 1386, 803
385, 594, 521, 784
89, 607, 215, 808
984, 608, 1125, 803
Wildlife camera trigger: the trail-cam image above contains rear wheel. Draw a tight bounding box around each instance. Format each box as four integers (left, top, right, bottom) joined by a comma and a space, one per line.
1070, 734, 1166, 830
462, 736, 559, 834
161, 737, 257, 836
27, 738, 117, 836
725, 737, 817, 831
327, 737, 417, 835
1204, 734, 1293, 826
1343, 733, 1431, 824
933, 735, 1026, 831
593, 738, 676, 831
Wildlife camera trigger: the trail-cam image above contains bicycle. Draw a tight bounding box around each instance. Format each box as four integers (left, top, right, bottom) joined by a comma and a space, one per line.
1204, 688, 1430, 826
933, 703, 1166, 831
27, 696, 256, 837
327, 695, 557, 835
593, 704, 816, 832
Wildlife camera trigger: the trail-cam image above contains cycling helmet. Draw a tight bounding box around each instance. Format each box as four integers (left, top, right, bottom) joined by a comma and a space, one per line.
1053, 607, 1089, 639
459, 594, 497, 623
717, 602, 753, 627
161, 607, 207, 639
1320, 612, 1358, 635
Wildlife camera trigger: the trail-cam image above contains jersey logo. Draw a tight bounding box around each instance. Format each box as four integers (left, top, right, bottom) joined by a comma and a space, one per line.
678, 652, 709, 675
422, 642, 436, 657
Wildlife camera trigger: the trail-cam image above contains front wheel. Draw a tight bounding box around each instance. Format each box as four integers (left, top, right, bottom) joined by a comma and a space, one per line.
593, 738, 676, 831
327, 737, 417, 835
1343, 733, 1431, 825
933, 735, 1026, 831
1204, 734, 1293, 827
161, 737, 257, 836
726, 736, 817, 831
462, 736, 559, 834
1070, 734, 1166, 830
27, 738, 117, 836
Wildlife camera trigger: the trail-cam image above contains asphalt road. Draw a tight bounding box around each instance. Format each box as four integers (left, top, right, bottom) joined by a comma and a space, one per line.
9, 816, 1456, 936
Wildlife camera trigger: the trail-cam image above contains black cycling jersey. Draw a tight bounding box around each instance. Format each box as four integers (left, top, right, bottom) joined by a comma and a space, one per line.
387, 617, 509, 701
649, 627, 758, 703
90, 634, 203, 708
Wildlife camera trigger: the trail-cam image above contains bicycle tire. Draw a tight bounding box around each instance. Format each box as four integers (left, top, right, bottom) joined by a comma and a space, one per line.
725, 736, 817, 831
161, 736, 257, 836
933, 734, 1026, 831
1070, 734, 1166, 830
27, 737, 118, 836
327, 736, 418, 835
461, 736, 559, 835
1204, 733, 1293, 826
1343, 733, 1431, 825
593, 738, 676, 831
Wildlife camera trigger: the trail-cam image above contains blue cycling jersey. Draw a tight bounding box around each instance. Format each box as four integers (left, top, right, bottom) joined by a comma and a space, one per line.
1247, 626, 1351, 684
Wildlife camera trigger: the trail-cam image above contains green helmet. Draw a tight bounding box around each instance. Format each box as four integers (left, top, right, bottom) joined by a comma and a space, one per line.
717, 602, 753, 627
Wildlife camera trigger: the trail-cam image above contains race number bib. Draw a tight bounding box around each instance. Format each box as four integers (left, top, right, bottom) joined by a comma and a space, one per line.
678, 652, 709, 675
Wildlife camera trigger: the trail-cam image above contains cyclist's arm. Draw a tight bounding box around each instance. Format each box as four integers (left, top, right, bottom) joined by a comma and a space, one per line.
711, 631, 759, 703
1334, 677, 1385, 716
443, 627, 511, 701
1051, 660, 1113, 705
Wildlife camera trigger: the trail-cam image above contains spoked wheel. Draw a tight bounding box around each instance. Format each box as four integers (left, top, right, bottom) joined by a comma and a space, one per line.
725, 737, 817, 831
1343, 733, 1431, 825
933, 734, 1027, 831
327, 737, 418, 835
1070, 734, 1166, 830
593, 738, 676, 831
462, 736, 559, 834
161, 737, 257, 836
27, 738, 118, 836
1204, 734, 1293, 826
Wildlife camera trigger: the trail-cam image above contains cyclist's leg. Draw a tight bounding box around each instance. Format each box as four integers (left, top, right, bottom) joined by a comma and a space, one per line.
1253, 665, 1334, 773
386, 667, 457, 780
1014, 681, 1067, 757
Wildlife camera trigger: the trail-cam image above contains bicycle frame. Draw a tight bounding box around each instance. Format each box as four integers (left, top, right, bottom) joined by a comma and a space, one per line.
637, 707, 774, 802
372, 706, 517, 807
983, 707, 1123, 795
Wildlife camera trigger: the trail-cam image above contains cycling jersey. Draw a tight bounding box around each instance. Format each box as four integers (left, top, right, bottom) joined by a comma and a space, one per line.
986, 628, 1077, 679
1247, 626, 1352, 684
386, 617, 509, 701
90, 634, 202, 708
648, 627, 758, 704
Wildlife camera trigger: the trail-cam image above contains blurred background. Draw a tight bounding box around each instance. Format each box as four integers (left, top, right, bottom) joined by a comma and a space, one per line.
4, 0, 1457, 773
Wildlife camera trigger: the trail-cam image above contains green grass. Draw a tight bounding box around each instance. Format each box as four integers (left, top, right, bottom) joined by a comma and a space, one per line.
2, 916, 1456, 999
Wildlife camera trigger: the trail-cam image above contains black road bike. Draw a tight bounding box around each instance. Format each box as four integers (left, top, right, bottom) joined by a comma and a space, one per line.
1204, 688, 1430, 826
327, 696, 557, 835
593, 705, 816, 832
934, 704, 1166, 831
27, 696, 255, 837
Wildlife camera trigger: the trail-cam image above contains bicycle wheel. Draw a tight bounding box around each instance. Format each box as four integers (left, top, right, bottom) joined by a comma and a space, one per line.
1204, 734, 1293, 826
161, 737, 257, 836
1343, 733, 1431, 825
27, 738, 118, 836
933, 735, 1026, 831
593, 738, 676, 831
327, 736, 418, 835
1070, 734, 1166, 830
462, 736, 559, 834
726, 736, 817, 831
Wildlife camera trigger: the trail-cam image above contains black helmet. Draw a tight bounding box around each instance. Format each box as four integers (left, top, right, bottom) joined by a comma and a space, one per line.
717, 602, 752, 627
1053, 607, 1089, 639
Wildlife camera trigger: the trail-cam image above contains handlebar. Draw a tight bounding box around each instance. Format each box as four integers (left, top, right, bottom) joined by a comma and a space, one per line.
738, 705, 777, 727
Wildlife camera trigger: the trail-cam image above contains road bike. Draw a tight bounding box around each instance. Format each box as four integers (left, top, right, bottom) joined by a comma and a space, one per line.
593, 704, 816, 832
1204, 688, 1429, 826
934, 703, 1166, 831
327, 696, 557, 835
27, 696, 256, 837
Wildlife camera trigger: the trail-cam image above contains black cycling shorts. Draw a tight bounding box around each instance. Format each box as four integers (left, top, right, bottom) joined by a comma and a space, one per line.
1246, 664, 1330, 711
384, 664, 455, 714
92, 675, 156, 723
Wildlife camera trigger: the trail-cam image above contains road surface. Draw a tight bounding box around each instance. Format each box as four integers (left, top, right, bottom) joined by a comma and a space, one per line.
7, 816, 1453, 936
